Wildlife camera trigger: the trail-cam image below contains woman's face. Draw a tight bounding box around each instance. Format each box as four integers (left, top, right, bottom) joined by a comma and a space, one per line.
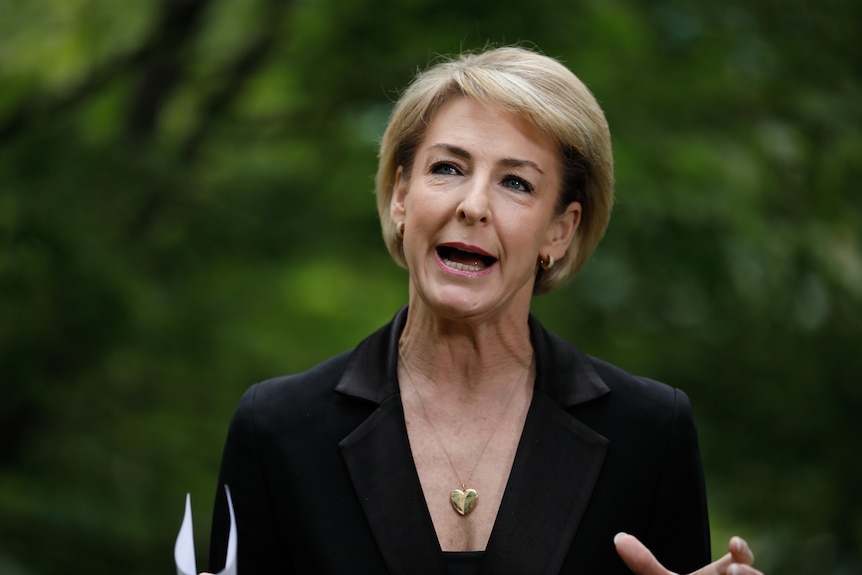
391, 96, 581, 323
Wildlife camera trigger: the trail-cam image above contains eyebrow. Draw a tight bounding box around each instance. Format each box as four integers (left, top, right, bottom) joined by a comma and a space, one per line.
426, 143, 546, 174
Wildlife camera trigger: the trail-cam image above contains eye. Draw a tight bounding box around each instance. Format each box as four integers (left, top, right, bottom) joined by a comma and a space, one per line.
430, 161, 461, 176
501, 175, 534, 193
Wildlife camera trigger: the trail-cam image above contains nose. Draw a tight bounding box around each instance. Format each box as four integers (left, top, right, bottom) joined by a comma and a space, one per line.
456, 176, 491, 224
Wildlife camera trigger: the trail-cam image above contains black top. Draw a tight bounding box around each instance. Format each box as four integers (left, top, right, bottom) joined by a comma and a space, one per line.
209, 307, 711, 574
443, 551, 484, 575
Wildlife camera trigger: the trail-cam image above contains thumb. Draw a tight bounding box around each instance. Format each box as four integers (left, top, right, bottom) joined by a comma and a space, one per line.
614, 532, 677, 575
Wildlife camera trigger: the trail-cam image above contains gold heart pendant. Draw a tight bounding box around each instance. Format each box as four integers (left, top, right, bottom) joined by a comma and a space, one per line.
450, 488, 478, 516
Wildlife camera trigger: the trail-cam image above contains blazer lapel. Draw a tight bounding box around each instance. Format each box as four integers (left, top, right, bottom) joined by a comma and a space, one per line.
339, 396, 445, 574
481, 316, 611, 574
335, 308, 612, 574
336, 308, 445, 574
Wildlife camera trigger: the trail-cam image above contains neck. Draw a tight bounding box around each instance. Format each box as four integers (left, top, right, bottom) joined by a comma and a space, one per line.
398, 301, 534, 398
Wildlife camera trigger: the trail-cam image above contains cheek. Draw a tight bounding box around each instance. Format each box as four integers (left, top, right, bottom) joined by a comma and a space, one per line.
408, 195, 450, 228
501, 218, 545, 252
403, 208, 440, 254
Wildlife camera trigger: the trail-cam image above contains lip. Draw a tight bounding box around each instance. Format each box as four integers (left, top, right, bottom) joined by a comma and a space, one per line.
438, 242, 494, 258
435, 242, 497, 277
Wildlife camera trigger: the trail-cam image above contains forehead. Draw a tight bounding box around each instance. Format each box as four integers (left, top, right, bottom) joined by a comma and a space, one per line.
420, 97, 560, 169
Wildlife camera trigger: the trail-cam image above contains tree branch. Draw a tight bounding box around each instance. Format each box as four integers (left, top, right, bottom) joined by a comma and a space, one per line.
123, 0, 215, 145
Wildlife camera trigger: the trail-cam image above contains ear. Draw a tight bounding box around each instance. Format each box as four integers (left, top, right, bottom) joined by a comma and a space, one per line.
390, 166, 408, 223
542, 201, 582, 260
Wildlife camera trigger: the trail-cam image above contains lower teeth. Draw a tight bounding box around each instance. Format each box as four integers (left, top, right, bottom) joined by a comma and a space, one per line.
443, 258, 482, 272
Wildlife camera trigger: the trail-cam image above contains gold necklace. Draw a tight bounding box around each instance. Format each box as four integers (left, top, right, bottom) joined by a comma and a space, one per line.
398, 343, 532, 517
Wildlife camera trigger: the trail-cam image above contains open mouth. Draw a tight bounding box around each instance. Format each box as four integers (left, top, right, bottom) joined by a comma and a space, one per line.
437, 246, 498, 272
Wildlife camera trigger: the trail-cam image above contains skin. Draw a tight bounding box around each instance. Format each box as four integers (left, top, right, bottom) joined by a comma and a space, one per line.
391, 95, 580, 331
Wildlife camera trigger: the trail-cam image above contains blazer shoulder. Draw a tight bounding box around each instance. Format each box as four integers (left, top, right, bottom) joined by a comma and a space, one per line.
591, 355, 685, 403
531, 315, 683, 416
258, 349, 353, 397
232, 349, 354, 428
578, 354, 696, 436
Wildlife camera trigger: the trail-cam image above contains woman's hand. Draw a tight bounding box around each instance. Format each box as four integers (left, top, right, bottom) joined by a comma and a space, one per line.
614, 532, 763, 575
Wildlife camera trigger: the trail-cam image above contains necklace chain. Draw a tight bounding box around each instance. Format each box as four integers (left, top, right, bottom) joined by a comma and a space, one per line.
397, 343, 532, 504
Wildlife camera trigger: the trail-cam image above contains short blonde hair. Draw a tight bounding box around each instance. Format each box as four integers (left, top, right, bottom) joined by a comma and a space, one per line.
376, 46, 614, 294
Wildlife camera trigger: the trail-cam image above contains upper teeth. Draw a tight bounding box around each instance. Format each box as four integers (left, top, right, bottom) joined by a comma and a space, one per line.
443, 258, 482, 272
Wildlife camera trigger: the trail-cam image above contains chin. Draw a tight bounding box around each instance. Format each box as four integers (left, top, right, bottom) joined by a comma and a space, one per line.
415, 286, 486, 319
421, 285, 530, 325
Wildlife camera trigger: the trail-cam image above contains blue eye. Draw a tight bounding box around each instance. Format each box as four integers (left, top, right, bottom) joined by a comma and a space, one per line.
430, 162, 461, 176
502, 175, 534, 193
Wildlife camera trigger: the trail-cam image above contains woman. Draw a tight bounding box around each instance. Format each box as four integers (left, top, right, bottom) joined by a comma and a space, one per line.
207, 46, 762, 574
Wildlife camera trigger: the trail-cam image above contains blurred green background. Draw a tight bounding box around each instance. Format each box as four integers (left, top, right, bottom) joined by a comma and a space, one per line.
1, 0, 859, 573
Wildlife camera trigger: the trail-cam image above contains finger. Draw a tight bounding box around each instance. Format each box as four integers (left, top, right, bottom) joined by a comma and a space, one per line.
728, 536, 755, 565
698, 551, 732, 575
724, 566, 764, 575
614, 532, 676, 575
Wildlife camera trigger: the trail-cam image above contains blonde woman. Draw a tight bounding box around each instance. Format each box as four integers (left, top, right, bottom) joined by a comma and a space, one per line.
207, 46, 762, 575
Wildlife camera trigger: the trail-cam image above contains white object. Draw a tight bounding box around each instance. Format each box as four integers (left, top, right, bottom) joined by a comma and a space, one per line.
174, 485, 237, 575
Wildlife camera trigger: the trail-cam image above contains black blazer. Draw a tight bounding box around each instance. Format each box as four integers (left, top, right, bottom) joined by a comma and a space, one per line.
209, 308, 710, 574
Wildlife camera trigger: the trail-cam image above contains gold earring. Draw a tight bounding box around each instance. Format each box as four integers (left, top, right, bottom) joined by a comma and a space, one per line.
396, 222, 405, 239
540, 254, 554, 270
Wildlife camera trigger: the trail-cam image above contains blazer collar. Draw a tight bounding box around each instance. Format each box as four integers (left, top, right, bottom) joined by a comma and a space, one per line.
334, 306, 406, 403
336, 307, 611, 574
527, 312, 610, 406
335, 306, 610, 407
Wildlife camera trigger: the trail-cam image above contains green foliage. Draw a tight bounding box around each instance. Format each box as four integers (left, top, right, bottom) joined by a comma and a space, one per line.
1, 0, 859, 573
